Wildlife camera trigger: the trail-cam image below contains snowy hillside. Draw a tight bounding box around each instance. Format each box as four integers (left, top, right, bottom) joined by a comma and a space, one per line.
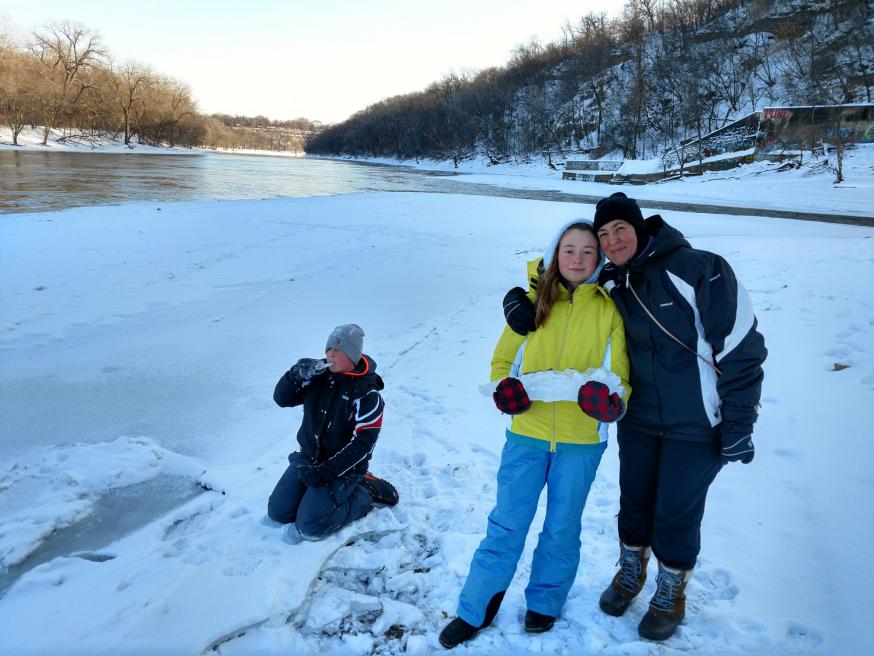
0, 190, 872, 655
308, 0, 873, 164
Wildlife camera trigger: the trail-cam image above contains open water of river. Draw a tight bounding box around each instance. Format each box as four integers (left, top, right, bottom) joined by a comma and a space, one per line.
0, 151, 470, 214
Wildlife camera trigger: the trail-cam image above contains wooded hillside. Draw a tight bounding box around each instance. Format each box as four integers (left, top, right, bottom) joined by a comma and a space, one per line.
0, 21, 320, 150
307, 0, 873, 164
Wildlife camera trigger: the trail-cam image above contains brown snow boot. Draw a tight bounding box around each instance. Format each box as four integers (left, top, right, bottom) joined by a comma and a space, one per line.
599, 543, 651, 617
637, 562, 692, 641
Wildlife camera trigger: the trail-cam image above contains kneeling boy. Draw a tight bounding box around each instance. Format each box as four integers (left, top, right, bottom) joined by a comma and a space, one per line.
267, 324, 398, 540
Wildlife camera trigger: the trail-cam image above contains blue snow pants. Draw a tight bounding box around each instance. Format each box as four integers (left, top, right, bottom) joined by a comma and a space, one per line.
457, 437, 606, 626
267, 452, 373, 541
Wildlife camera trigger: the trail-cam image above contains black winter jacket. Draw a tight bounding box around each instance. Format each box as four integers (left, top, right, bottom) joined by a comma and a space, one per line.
601, 216, 767, 441
273, 355, 385, 479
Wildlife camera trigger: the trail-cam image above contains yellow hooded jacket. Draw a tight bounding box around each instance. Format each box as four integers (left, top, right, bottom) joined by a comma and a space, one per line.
492, 259, 631, 450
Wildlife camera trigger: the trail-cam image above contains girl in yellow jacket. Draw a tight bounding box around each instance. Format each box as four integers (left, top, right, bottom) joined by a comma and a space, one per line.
440, 219, 631, 649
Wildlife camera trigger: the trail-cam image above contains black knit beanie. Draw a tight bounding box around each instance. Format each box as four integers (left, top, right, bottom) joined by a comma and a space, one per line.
593, 192, 649, 256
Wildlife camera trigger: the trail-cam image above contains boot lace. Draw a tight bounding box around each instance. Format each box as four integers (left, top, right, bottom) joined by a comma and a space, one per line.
650, 568, 683, 613
616, 545, 644, 593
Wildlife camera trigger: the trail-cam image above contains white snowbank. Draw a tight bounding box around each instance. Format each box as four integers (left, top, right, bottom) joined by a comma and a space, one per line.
0, 436, 202, 569
0, 126, 209, 154
215, 147, 304, 158
343, 144, 874, 219
0, 127, 301, 157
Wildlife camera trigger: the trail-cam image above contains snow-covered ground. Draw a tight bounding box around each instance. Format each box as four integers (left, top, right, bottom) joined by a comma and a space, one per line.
0, 126, 211, 155
348, 143, 874, 220
0, 126, 205, 154
1, 189, 873, 655
0, 126, 304, 158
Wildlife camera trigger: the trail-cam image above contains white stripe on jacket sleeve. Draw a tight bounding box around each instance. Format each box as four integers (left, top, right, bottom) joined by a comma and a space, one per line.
327, 391, 384, 477
666, 271, 721, 427
715, 282, 755, 363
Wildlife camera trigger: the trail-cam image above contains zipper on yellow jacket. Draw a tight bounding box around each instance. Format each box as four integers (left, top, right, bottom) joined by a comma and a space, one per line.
551, 290, 575, 452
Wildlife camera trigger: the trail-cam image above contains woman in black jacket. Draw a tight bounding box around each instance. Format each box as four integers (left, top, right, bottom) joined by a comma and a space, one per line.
503, 193, 767, 641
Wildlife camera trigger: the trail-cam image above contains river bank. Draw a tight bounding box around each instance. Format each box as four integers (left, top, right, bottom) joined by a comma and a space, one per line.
337, 145, 874, 221
0, 126, 303, 157
5, 124, 872, 221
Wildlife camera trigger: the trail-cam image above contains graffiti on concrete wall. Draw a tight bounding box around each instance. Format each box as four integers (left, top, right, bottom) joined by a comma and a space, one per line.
756, 105, 874, 157
763, 108, 792, 120
663, 113, 760, 168
658, 104, 871, 173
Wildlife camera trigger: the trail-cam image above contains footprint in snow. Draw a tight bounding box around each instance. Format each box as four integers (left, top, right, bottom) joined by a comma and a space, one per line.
468, 443, 498, 461
695, 567, 739, 602
785, 621, 824, 650
162, 501, 215, 541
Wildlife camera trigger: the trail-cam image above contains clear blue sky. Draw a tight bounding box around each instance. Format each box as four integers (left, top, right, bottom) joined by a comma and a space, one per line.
2, 0, 626, 123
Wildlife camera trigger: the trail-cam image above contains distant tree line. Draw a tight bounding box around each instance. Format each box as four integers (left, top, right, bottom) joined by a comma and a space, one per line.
210, 114, 320, 130
206, 114, 320, 151
307, 0, 873, 163
0, 20, 317, 150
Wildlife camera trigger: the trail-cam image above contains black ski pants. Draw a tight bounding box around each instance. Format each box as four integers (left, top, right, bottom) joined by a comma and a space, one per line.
617, 425, 723, 570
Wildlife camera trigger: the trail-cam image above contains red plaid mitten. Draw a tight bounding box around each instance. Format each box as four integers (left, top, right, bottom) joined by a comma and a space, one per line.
577, 381, 624, 423
493, 377, 531, 415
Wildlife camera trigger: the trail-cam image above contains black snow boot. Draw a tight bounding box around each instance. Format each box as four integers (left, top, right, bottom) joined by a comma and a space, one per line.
523, 610, 555, 633
599, 543, 651, 617
637, 562, 692, 641
360, 472, 399, 507
439, 591, 505, 649
438, 618, 478, 649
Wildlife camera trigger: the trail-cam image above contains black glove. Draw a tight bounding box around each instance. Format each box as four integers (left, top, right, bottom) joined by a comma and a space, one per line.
298, 463, 331, 487
719, 422, 755, 464
503, 287, 537, 336
289, 358, 328, 386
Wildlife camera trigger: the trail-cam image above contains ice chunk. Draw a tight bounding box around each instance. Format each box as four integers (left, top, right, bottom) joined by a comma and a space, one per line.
480, 367, 625, 402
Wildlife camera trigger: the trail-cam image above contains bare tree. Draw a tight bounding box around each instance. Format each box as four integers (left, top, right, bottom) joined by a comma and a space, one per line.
108, 60, 153, 144
160, 77, 197, 146
0, 50, 39, 145
29, 21, 105, 144
618, 0, 649, 158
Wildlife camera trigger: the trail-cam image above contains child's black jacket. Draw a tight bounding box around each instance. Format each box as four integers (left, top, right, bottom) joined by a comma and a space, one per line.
274, 355, 385, 479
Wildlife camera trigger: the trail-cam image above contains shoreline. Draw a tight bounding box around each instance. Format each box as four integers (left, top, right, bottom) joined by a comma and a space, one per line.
0, 127, 305, 157
315, 150, 874, 221
3, 133, 872, 221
